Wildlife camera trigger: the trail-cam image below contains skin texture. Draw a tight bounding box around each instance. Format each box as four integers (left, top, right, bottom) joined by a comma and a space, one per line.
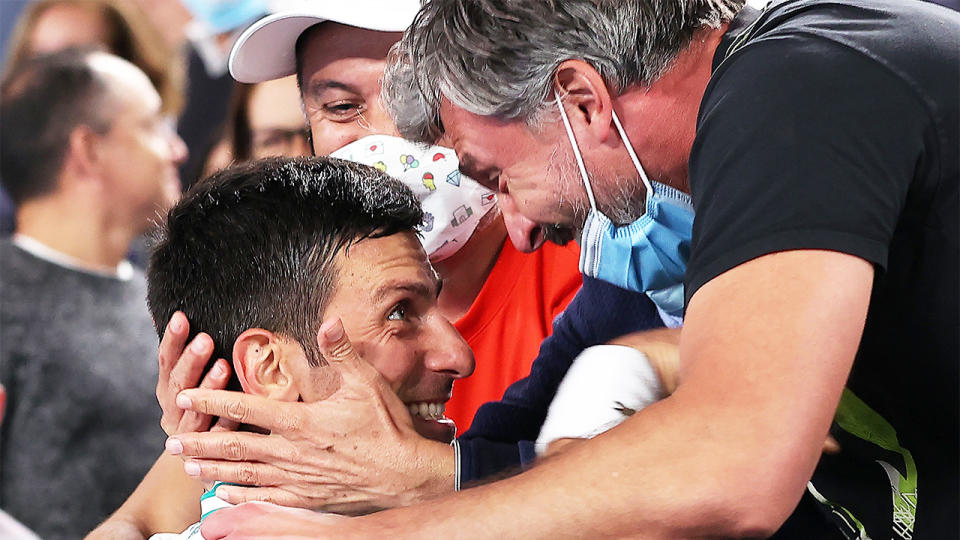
92, 22, 753, 540
193, 25, 879, 538
200, 250, 873, 540
298, 25, 404, 155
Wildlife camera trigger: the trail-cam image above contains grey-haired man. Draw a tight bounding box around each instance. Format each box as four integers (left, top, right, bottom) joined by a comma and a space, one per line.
200, 0, 958, 538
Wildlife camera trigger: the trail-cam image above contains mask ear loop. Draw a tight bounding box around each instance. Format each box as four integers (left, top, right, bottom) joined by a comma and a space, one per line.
554, 89, 598, 212
610, 109, 654, 196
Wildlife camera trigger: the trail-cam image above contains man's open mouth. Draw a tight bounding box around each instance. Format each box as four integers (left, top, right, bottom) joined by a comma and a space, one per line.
406, 401, 446, 421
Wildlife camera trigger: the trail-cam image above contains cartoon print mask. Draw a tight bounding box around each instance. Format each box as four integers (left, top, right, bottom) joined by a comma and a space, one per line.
330, 135, 497, 261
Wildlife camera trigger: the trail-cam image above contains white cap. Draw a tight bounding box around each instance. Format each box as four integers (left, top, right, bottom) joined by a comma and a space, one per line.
229, 0, 421, 84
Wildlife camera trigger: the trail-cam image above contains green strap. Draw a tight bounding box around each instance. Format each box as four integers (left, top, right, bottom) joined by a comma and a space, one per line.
808, 388, 918, 540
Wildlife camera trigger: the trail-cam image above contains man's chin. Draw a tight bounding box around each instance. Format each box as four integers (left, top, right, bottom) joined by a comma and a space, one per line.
412, 415, 456, 443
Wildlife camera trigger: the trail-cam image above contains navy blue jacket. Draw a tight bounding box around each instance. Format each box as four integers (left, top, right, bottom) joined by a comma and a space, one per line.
457, 275, 665, 483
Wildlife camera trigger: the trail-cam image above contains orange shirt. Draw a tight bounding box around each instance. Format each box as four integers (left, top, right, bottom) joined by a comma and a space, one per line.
448, 240, 582, 432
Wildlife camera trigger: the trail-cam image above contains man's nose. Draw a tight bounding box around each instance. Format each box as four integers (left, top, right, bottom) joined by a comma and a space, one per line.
424, 318, 475, 379
168, 130, 188, 166
499, 195, 547, 252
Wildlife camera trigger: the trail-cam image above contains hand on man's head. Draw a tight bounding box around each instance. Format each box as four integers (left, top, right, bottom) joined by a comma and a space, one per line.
164, 317, 457, 514
156, 311, 237, 437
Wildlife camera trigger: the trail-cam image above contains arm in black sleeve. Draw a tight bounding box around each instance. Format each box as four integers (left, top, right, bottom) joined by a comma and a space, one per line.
686, 35, 929, 303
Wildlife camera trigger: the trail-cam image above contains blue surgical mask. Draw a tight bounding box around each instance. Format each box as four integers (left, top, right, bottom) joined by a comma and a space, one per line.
554, 91, 694, 320
181, 0, 267, 34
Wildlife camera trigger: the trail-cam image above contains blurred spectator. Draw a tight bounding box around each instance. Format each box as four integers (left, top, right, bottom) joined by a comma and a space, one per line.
176, 0, 268, 188
202, 75, 311, 175
1, 0, 186, 236
4, 0, 183, 114
0, 48, 185, 539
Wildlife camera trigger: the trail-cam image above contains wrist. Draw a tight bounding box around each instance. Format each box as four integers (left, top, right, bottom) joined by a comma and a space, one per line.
399, 438, 456, 506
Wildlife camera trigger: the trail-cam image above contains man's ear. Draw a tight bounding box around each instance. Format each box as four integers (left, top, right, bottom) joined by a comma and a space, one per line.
554, 59, 615, 144
62, 125, 103, 185
233, 329, 298, 400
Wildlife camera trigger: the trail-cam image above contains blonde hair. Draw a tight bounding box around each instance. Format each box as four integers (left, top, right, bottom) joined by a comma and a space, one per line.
4, 0, 184, 114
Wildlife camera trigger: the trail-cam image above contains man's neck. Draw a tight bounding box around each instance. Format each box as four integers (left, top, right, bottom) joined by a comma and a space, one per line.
617, 23, 731, 194
15, 194, 139, 271
432, 212, 507, 322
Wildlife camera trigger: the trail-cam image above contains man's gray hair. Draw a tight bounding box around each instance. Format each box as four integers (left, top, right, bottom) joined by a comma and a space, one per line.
384, 0, 744, 143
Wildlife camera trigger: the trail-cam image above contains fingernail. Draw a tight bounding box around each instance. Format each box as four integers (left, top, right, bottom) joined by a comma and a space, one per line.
190, 336, 209, 354
215, 486, 230, 502
165, 438, 183, 455
170, 315, 184, 333
184, 461, 200, 476
323, 319, 344, 342
176, 393, 192, 409
211, 360, 226, 377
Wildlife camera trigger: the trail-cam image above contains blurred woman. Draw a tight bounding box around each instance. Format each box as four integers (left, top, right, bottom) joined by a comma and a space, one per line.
202, 75, 311, 176
5, 0, 184, 115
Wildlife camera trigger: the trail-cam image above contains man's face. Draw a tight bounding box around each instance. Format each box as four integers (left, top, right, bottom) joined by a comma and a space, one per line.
298, 23, 403, 155
302, 232, 475, 443
247, 76, 312, 159
94, 55, 186, 230
441, 101, 591, 243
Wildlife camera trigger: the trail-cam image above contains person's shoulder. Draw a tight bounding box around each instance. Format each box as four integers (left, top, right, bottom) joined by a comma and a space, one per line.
716, 0, 959, 95
0, 238, 39, 286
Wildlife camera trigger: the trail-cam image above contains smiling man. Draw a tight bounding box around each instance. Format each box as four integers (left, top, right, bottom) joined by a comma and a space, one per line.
144, 156, 473, 537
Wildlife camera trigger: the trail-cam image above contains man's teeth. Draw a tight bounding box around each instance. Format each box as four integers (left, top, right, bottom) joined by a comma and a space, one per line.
408, 402, 445, 420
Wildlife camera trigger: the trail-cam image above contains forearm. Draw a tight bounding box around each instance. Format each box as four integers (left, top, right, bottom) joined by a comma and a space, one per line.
394, 438, 457, 507
369, 252, 870, 538
86, 452, 203, 539
368, 387, 830, 539
84, 520, 147, 540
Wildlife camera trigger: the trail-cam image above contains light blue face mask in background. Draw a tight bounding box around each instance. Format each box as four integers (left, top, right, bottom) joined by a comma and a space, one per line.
180, 0, 268, 34
554, 90, 694, 324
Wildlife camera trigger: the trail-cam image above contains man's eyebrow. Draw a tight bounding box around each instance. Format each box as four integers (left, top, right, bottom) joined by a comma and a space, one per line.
307, 79, 360, 95
372, 280, 441, 304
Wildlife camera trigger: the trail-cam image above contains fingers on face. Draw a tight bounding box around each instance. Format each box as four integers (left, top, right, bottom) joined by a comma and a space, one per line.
317, 318, 382, 386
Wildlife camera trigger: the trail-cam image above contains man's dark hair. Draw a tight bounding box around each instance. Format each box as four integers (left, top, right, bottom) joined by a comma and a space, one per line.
147, 156, 423, 379
0, 47, 115, 204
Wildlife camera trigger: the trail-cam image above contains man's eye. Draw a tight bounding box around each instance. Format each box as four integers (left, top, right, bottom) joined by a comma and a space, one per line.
324, 102, 362, 119
387, 304, 407, 321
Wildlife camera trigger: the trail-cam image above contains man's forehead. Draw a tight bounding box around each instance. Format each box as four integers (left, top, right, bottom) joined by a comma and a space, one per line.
300, 23, 402, 71
339, 233, 433, 275
333, 233, 441, 300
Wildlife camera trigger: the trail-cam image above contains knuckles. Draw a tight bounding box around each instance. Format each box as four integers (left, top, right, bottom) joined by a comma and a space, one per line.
220, 436, 246, 460
225, 399, 251, 423
235, 463, 259, 486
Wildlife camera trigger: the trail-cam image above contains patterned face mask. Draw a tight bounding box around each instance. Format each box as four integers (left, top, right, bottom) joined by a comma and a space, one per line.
330, 135, 497, 261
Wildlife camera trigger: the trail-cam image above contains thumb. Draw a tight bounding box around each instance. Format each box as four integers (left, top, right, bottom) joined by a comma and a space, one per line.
317, 318, 379, 385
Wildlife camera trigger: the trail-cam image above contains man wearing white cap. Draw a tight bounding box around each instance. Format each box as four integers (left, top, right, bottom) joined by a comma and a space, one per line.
221, 0, 592, 436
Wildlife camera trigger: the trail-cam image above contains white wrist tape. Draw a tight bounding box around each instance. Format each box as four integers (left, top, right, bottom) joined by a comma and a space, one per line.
535, 345, 665, 455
